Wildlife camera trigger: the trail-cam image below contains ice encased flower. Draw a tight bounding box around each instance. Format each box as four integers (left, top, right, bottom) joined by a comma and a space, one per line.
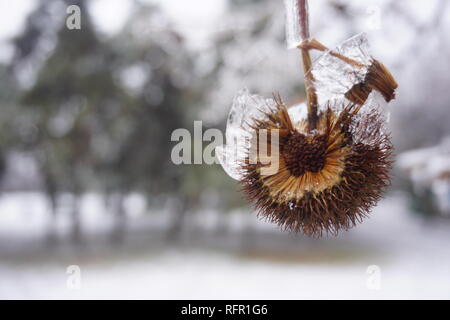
216, 89, 278, 180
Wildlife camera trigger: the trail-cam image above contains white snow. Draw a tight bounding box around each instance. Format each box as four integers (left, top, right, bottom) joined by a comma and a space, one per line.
0, 192, 449, 299
398, 137, 450, 216
398, 137, 450, 184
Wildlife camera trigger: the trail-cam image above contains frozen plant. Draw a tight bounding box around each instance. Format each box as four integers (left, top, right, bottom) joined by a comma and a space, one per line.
216, 0, 398, 236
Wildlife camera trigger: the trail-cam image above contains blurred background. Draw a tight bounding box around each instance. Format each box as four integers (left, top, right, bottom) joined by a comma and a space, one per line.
0, 0, 449, 299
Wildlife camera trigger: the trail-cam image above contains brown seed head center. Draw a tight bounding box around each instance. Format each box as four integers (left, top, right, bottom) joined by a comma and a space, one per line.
282, 131, 328, 177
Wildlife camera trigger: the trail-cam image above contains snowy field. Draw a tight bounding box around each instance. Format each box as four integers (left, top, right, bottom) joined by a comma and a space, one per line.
0, 192, 449, 299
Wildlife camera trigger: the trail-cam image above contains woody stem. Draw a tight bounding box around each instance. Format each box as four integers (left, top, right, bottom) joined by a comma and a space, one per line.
297, 0, 318, 131
302, 39, 365, 68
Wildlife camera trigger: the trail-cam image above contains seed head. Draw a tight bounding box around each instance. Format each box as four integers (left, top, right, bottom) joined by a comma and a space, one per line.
240, 98, 393, 236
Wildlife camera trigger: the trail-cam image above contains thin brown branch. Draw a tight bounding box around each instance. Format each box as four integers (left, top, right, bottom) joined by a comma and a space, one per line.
297, 0, 318, 131
298, 0, 310, 40
300, 39, 366, 68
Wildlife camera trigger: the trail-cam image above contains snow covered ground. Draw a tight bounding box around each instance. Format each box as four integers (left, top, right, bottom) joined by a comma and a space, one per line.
0, 192, 449, 299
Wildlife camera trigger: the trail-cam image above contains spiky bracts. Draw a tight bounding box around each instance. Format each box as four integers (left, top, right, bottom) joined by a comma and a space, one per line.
240, 100, 393, 236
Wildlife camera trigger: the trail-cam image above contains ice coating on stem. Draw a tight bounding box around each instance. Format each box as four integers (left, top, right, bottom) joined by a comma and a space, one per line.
284, 0, 303, 49
310, 33, 372, 108
216, 89, 277, 180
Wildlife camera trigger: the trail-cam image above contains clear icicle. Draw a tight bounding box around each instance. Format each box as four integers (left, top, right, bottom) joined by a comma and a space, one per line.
215, 144, 245, 180
216, 89, 277, 180
226, 88, 276, 132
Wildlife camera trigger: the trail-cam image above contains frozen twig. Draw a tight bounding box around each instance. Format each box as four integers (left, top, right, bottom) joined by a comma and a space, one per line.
297, 0, 318, 131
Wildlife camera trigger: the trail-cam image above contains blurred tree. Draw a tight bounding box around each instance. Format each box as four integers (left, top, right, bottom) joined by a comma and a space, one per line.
0, 64, 19, 191
12, 0, 232, 242
19, 0, 131, 242
110, 3, 239, 239
7, 0, 252, 244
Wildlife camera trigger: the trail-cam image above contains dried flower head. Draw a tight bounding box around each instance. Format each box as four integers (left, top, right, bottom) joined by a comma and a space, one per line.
216, 0, 397, 237
310, 33, 398, 107
236, 95, 393, 236
345, 59, 398, 105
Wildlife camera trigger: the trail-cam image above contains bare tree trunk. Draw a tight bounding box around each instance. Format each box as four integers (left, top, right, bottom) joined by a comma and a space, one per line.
241, 213, 257, 249
46, 191, 58, 245
71, 193, 82, 244
215, 210, 228, 236
166, 196, 189, 242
